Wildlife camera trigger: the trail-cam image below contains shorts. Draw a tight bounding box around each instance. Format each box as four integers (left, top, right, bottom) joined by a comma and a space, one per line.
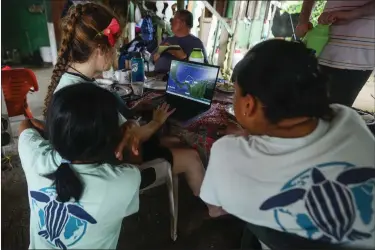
139, 135, 174, 189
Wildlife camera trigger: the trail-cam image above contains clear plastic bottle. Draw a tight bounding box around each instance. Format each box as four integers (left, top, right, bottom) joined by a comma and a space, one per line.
130, 52, 145, 96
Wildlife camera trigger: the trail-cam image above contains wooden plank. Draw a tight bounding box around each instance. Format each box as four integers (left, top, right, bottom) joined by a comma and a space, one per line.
202, 1, 233, 36
217, 26, 229, 67
177, 0, 185, 10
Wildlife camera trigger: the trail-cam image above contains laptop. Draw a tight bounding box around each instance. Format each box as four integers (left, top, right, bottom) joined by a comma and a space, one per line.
159, 60, 220, 121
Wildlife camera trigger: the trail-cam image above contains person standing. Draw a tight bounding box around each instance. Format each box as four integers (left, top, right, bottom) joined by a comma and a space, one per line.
296, 0, 375, 106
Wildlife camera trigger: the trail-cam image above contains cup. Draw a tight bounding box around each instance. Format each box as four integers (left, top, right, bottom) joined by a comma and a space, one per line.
131, 82, 144, 96
115, 70, 128, 84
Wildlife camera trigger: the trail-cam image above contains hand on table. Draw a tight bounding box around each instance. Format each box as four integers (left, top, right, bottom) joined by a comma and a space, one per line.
114, 103, 176, 161
152, 102, 176, 125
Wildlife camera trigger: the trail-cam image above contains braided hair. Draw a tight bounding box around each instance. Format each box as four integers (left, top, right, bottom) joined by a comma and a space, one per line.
43, 3, 122, 117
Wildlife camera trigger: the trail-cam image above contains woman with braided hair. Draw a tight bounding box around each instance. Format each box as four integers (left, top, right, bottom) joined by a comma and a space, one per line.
43, 3, 205, 198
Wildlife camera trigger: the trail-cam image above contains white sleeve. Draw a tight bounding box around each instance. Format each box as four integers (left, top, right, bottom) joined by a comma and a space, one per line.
124, 188, 140, 217
199, 142, 223, 207
122, 168, 141, 217
18, 128, 61, 176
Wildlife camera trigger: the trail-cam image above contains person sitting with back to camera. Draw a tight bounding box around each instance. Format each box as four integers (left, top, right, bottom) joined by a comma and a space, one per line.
18, 83, 143, 249
152, 10, 208, 73
200, 39, 375, 249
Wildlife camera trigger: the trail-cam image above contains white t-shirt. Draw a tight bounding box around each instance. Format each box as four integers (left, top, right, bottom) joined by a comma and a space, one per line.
19, 128, 141, 249
319, 0, 375, 71
55, 73, 127, 125
200, 104, 375, 248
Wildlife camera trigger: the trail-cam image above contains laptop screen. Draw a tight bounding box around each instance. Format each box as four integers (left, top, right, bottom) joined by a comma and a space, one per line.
166, 60, 219, 105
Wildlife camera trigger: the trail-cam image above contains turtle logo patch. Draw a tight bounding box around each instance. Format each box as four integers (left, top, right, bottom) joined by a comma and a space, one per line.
260, 162, 375, 244
30, 187, 97, 249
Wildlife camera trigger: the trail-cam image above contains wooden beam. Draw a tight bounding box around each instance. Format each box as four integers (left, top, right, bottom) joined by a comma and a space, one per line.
217, 26, 229, 67
177, 0, 185, 10
202, 1, 233, 36
226, 0, 241, 70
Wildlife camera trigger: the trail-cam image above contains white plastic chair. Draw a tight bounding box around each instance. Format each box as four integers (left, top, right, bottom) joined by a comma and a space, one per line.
139, 159, 179, 241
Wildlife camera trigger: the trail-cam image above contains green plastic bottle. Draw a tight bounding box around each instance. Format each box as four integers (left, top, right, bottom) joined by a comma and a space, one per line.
189, 48, 204, 63
303, 24, 330, 57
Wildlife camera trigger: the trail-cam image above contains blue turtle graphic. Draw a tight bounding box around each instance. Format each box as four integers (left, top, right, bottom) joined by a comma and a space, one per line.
260, 167, 375, 242
30, 191, 97, 249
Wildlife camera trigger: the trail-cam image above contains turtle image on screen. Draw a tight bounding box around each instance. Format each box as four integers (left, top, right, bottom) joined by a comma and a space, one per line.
168, 61, 217, 102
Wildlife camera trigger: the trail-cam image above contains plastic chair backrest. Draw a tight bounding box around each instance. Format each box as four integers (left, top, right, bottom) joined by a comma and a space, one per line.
1, 68, 39, 117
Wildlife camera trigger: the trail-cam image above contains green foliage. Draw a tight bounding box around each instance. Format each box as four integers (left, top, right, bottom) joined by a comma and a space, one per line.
285, 0, 327, 26
170, 66, 207, 98
189, 83, 207, 98
310, 1, 327, 26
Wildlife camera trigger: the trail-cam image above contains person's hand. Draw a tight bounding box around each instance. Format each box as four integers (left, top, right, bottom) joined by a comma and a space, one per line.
122, 120, 140, 130
318, 11, 356, 25
295, 22, 313, 38
168, 48, 187, 60
318, 12, 336, 24
115, 121, 141, 161
152, 102, 176, 125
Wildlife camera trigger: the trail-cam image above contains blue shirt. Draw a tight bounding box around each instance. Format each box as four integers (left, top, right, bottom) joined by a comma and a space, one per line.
154, 34, 208, 73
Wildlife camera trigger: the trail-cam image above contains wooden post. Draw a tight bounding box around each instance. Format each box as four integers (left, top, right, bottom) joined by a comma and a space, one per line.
187, 1, 194, 11
226, 1, 241, 70
217, 25, 229, 67
191, 1, 204, 37
177, 0, 185, 10
225, 0, 235, 18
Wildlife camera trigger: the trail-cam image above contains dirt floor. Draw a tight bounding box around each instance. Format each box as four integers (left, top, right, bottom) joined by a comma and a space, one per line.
1, 149, 244, 249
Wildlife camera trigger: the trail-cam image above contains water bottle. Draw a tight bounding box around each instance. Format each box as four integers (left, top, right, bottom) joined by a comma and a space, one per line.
130, 52, 145, 96
189, 48, 204, 63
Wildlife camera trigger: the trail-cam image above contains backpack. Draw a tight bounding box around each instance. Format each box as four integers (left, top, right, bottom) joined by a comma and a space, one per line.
141, 16, 154, 41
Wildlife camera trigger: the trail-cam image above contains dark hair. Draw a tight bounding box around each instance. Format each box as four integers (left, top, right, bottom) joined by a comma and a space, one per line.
43, 3, 122, 117
176, 10, 193, 28
46, 83, 122, 202
233, 39, 332, 124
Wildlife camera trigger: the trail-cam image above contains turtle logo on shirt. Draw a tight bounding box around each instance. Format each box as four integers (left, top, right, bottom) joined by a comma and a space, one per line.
30, 187, 97, 249
259, 162, 375, 244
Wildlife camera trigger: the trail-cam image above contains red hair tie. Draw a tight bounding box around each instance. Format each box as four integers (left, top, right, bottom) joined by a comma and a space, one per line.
100, 18, 120, 47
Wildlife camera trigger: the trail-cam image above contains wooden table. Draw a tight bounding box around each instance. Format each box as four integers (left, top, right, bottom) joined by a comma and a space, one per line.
123, 86, 237, 166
